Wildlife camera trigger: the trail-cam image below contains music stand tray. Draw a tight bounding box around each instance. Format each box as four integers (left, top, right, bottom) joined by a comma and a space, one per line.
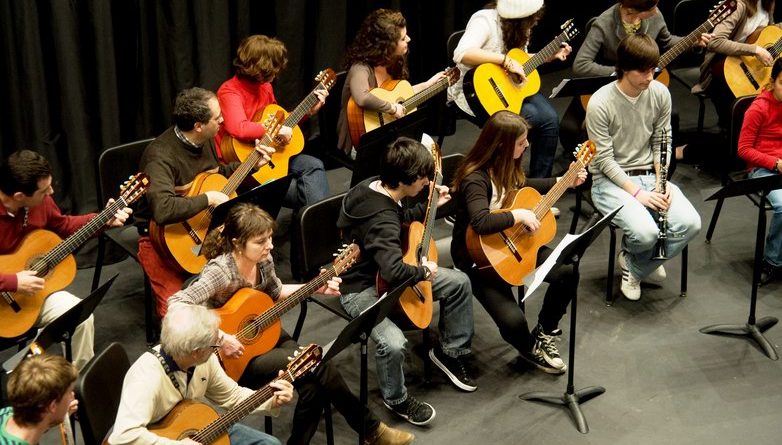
207, 175, 293, 234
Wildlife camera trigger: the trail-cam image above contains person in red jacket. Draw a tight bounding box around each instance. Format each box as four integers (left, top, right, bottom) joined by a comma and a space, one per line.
216, 35, 329, 211
737, 57, 782, 285
0, 150, 131, 369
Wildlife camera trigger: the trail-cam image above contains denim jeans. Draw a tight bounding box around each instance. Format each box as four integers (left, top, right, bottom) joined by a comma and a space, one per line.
520, 92, 559, 178
340, 267, 474, 404
591, 174, 701, 279
285, 154, 328, 210
228, 423, 281, 445
749, 168, 782, 267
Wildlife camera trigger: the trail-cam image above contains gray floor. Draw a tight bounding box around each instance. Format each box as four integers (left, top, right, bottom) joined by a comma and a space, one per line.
8, 67, 782, 444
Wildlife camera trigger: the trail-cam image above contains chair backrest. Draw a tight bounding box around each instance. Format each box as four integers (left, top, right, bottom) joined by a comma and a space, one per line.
446, 30, 465, 63
317, 71, 347, 152
75, 342, 131, 445
670, 0, 712, 68
291, 192, 347, 282
730, 94, 758, 167
97, 138, 154, 220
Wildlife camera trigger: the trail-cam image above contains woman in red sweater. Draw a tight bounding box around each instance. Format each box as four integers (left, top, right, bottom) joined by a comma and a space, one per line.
737, 57, 782, 284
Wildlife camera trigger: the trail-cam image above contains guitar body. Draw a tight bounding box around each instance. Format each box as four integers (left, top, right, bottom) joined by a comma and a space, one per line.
0, 230, 76, 338
214, 288, 279, 381
149, 172, 237, 274
724, 26, 782, 97
148, 400, 229, 445
580, 68, 670, 109
220, 103, 305, 185
398, 221, 436, 329
347, 80, 417, 147
465, 188, 556, 286
464, 48, 542, 122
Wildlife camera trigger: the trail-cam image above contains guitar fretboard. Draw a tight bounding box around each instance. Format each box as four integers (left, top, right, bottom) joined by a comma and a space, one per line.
402, 76, 450, 110
522, 28, 572, 75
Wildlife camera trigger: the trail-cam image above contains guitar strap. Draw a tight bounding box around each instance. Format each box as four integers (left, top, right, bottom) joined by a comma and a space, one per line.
150, 348, 194, 395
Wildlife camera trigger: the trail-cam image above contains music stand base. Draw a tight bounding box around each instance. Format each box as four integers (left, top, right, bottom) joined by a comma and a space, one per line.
519, 386, 605, 434
699, 316, 779, 360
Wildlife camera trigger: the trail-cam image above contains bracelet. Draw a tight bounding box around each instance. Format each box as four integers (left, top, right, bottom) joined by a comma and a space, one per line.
632, 188, 642, 198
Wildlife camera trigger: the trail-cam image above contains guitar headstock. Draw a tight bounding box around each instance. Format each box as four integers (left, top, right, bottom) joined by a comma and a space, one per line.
443, 67, 460, 86
573, 140, 596, 167
119, 173, 150, 205
315, 68, 337, 91
332, 243, 361, 275
287, 344, 323, 380
264, 110, 286, 143
421, 133, 442, 177
560, 19, 579, 41
709, 0, 738, 26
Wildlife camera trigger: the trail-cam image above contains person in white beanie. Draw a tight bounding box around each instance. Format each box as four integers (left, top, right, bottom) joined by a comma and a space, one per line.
447, 0, 571, 179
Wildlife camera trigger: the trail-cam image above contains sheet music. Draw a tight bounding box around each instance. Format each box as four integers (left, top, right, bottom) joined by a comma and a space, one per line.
522, 233, 579, 301
549, 79, 571, 99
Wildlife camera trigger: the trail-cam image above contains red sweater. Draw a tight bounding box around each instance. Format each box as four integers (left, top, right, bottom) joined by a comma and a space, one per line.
0, 196, 95, 291
737, 89, 782, 171
215, 75, 277, 153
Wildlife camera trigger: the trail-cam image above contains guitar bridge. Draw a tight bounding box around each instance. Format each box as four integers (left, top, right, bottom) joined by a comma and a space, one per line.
739, 62, 760, 90
1, 291, 22, 312
412, 284, 426, 303
499, 231, 523, 262
488, 78, 509, 108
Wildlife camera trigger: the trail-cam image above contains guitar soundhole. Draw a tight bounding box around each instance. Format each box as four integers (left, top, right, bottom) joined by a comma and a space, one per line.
179, 430, 198, 440
238, 315, 261, 343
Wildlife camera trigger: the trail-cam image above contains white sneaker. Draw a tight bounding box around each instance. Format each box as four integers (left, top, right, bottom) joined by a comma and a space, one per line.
550, 206, 560, 218
645, 264, 667, 284
618, 251, 641, 301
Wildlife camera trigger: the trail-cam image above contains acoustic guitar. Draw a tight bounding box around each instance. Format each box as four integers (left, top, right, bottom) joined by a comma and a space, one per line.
215, 244, 359, 381
724, 24, 782, 97
221, 69, 337, 185
580, 0, 737, 110
346, 67, 459, 147
150, 112, 284, 274
0, 174, 150, 338
466, 141, 596, 286
463, 19, 578, 122
142, 344, 321, 445
375, 135, 442, 329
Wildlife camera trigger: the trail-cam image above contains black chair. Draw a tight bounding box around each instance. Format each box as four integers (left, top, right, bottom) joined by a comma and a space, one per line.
316, 70, 353, 170
436, 30, 481, 148
705, 94, 771, 242
90, 138, 159, 344
75, 342, 131, 445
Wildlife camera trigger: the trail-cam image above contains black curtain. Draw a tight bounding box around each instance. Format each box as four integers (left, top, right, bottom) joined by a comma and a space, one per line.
1, 0, 647, 214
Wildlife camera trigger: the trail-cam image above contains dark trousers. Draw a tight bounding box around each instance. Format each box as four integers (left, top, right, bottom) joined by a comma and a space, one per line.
467, 246, 577, 354
239, 331, 379, 445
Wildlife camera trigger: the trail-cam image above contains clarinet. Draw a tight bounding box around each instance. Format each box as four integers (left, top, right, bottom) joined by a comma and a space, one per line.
651, 131, 669, 260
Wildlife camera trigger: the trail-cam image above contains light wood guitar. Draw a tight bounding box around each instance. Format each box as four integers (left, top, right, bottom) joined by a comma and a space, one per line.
150, 112, 285, 274
580, 0, 737, 109
215, 244, 359, 381
0, 174, 149, 338
221, 69, 337, 185
724, 24, 782, 97
375, 136, 442, 329
466, 141, 596, 286
346, 67, 459, 147
463, 19, 578, 121
143, 344, 321, 445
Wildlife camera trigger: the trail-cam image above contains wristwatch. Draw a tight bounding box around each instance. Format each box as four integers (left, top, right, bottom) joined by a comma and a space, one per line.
422, 265, 432, 280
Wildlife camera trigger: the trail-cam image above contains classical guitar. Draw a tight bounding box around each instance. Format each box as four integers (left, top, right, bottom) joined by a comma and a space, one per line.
466, 141, 596, 286
724, 24, 782, 97
580, 0, 737, 110
375, 135, 442, 329
346, 67, 460, 147
144, 344, 321, 445
215, 244, 359, 381
221, 69, 337, 185
150, 111, 285, 274
463, 19, 578, 121
0, 174, 150, 338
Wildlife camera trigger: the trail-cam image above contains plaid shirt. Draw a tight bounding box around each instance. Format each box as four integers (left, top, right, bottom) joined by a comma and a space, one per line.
168, 252, 282, 309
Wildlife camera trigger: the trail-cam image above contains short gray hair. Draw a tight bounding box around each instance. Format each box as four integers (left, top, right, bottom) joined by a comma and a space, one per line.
161, 304, 220, 357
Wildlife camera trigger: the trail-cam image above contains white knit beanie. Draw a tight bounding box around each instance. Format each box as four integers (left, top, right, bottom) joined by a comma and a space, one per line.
496, 0, 544, 19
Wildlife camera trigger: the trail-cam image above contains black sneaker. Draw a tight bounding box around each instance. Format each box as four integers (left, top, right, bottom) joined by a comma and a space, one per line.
760, 260, 782, 286
519, 348, 566, 375
384, 396, 436, 426
532, 324, 566, 370
428, 348, 477, 392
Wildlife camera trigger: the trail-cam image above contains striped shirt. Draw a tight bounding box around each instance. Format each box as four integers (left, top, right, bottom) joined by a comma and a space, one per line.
0, 407, 29, 445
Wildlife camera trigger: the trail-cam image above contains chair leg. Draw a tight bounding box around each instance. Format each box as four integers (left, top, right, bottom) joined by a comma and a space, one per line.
680, 245, 688, 298
422, 328, 431, 385
705, 197, 725, 243
569, 188, 582, 234
606, 227, 617, 306
91, 235, 106, 292
144, 276, 159, 345
292, 300, 309, 342
324, 404, 334, 445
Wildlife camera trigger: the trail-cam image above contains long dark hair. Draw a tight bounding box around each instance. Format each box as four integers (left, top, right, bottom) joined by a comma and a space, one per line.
485, 2, 545, 50
343, 9, 409, 79
201, 203, 276, 260
746, 0, 775, 17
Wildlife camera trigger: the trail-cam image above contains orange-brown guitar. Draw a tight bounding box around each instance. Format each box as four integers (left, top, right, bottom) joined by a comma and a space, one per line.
0, 174, 149, 338
215, 244, 359, 381
136, 345, 322, 445
149, 112, 284, 274
376, 137, 442, 329
466, 141, 595, 286
221, 69, 337, 185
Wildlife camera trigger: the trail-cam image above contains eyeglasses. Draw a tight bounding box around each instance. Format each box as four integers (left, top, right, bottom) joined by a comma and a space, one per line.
209, 333, 224, 350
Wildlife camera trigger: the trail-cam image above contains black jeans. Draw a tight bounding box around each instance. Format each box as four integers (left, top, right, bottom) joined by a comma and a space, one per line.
239, 331, 379, 445
468, 246, 578, 354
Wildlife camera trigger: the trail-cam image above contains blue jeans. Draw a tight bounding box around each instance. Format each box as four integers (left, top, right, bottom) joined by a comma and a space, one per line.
520, 93, 559, 178
749, 168, 782, 267
340, 267, 474, 404
228, 423, 280, 445
591, 175, 701, 279
285, 154, 328, 210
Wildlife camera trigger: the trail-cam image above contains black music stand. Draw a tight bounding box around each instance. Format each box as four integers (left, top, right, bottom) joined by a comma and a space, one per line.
319, 276, 415, 445
699, 174, 782, 360
208, 175, 293, 234
549, 75, 615, 100
519, 206, 621, 434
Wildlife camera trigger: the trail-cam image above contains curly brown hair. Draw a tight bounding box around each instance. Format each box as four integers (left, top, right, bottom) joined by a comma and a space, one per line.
233, 35, 288, 82
343, 9, 409, 79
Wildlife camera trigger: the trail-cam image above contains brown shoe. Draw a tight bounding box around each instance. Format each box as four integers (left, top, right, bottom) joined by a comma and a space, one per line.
365, 421, 415, 445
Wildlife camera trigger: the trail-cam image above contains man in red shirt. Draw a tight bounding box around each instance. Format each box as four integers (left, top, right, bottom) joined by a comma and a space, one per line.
0, 150, 131, 369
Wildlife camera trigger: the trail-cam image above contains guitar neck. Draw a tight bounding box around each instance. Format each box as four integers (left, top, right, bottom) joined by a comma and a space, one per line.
417, 171, 443, 263
769, 37, 782, 59
532, 162, 583, 220
658, 20, 712, 68
522, 30, 569, 75
402, 77, 449, 110
284, 84, 326, 129
192, 370, 295, 443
